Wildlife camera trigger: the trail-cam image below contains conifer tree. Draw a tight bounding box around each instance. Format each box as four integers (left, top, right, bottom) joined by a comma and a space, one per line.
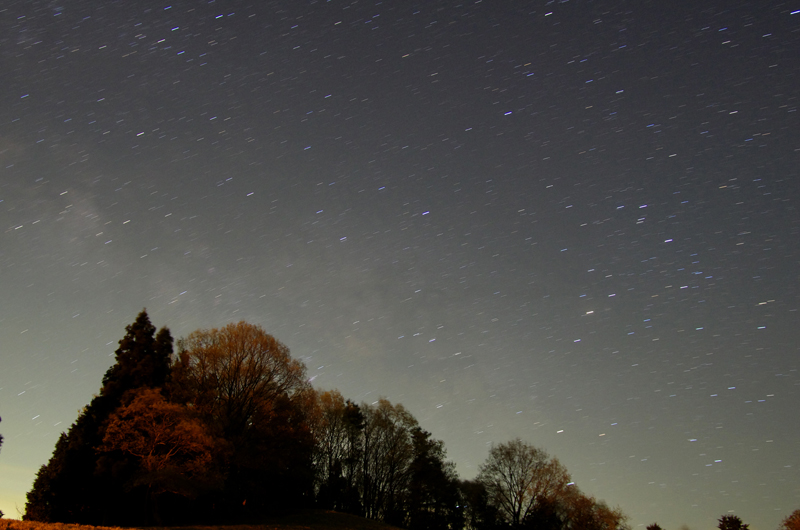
24, 310, 173, 524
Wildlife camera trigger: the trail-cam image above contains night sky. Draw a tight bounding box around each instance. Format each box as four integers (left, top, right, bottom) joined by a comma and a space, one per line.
1, 0, 799, 527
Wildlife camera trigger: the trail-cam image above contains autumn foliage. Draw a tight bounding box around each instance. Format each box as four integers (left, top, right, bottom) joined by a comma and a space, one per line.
21, 310, 653, 529
100, 388, 218, 501
780, 511, 800, 530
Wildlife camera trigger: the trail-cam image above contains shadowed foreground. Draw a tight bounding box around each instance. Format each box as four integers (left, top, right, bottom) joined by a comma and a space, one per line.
0, 511, 401, 530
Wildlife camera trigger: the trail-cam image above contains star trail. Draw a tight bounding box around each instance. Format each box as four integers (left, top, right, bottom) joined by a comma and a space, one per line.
1, 1, 798, 528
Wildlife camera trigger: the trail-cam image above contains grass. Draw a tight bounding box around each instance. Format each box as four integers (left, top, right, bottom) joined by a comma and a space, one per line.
0, 510, 401, 530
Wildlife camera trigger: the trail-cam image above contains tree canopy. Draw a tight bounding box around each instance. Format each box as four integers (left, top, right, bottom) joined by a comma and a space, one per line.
25, 312, 633, 530
780, 510, 800, 530
171, 321, 309, 441
170, 321, 315, 518
476, 438, 571, 527
99, 387, 218, 524
718, 515, 750, 530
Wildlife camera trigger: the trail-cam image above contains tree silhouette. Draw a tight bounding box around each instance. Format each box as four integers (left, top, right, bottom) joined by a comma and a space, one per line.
360, 398, 418, 523
22, 312, 633, 529
312, 390, 364, 514
24, 310, 173, 524
647, 524, 664, 530
476, 438, 571, 526
459, 480, 502, 530
405, 427, 463, 530
718, 515, 750, 530
0, 416, 4, 518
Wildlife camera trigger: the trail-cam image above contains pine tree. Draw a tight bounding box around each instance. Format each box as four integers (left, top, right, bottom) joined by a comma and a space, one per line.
24, 310, 173, 524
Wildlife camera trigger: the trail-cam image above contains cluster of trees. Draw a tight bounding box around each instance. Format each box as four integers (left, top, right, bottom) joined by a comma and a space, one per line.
24, 313, 313, 525
22, 311, 626, 528
648, 513, 800, 530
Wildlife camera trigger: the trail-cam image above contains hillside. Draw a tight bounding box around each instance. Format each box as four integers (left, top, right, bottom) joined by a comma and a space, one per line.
0, 511, 401, 530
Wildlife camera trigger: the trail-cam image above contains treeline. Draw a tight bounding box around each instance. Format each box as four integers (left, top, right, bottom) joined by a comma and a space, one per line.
23, 311, 627, 529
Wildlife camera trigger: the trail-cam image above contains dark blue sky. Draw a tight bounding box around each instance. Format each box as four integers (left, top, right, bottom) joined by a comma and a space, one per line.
1, 1, 798, 527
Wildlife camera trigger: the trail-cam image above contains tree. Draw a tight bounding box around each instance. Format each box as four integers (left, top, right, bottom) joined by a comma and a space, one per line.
565, 493, 629, 530
172, 321, 308, 440
719, 516, 749, 530
311, 394, 464, 529
23, 433, 69, 522
102, 314, 173, 404
647, 524, 664, 530
459, 480, 502, 530
99, 387, 218, 524
476, 439, 572, 526
360, 398, 418, 523
0, 416, 4, 519
25, 310, 173, 524
171, 322, 314, 516
405, 427, 463, 530
311, 390, 365, 514
779, 511, 800, 530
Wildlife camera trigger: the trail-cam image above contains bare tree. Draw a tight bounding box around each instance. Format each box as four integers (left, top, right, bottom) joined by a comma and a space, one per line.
476, 438, 572, 526
311, 389, 364, 512
171, 322, 314, 513
172, 321, 309, 440
361, 398, 418, 522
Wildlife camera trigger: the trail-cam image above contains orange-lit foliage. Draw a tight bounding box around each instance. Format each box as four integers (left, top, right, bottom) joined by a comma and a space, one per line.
101, 387, 217, 497
780, 511, 800, 530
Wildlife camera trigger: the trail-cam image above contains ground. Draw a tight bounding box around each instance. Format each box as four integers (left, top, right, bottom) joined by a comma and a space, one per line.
0, 511, 400, 530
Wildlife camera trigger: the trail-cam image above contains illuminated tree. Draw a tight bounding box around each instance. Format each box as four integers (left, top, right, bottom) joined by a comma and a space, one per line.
476, 438, 571, 526
172, 321, 308, 439
780, 512, 800, 530
100, 387, 218, 523
172, 322, 314, 515
565, 493, 629, 530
